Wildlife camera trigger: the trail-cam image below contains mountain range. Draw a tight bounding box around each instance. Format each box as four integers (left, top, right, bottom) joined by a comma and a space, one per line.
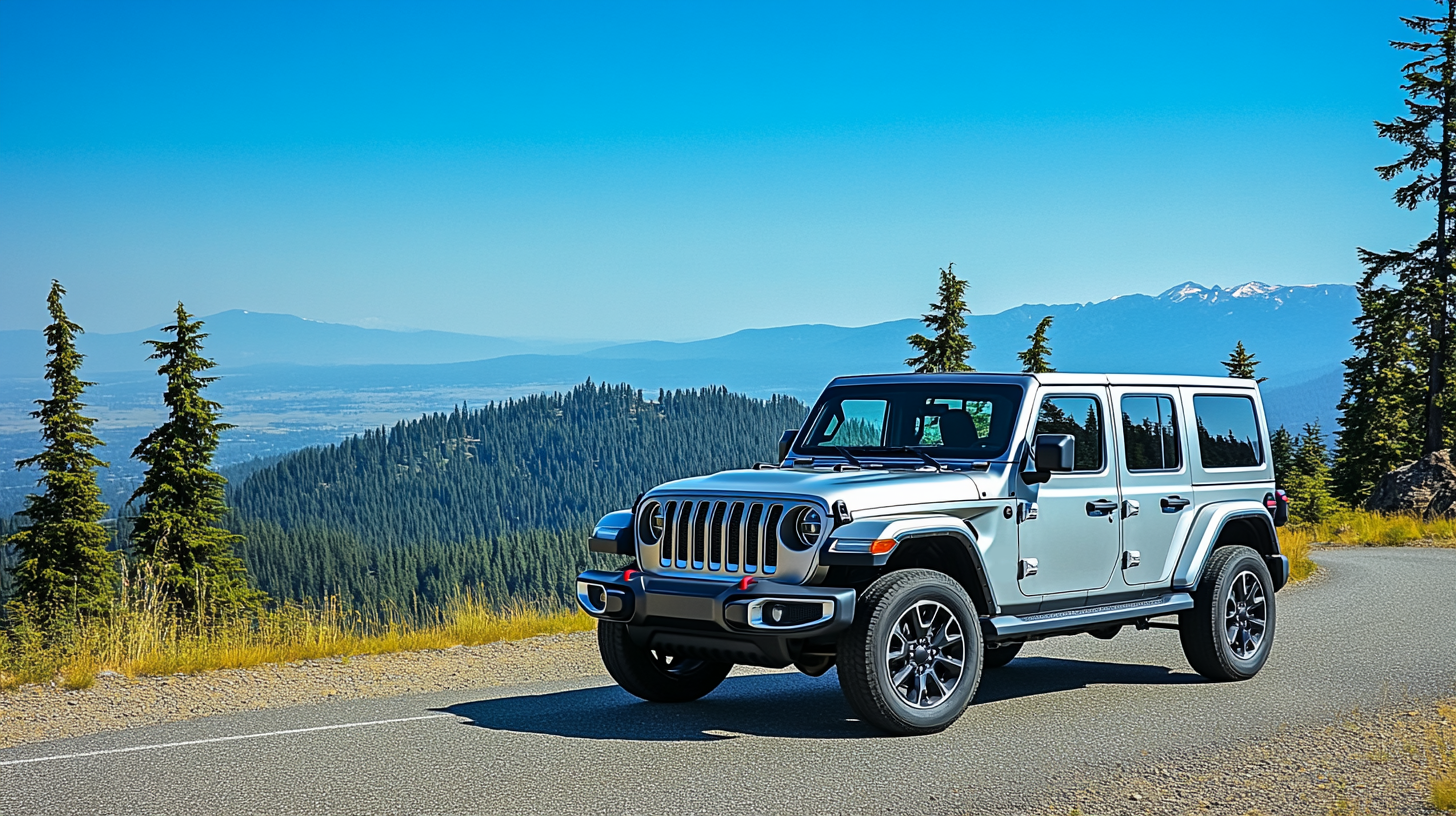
0, 280, 1359, 514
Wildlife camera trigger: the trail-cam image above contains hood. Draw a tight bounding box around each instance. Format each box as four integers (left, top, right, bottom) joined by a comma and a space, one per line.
646, 467, 982, 515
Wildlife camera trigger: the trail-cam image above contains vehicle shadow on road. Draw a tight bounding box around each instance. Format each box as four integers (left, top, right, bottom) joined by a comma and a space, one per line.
973, 656, 1202, 704
438, 656, 1203, 741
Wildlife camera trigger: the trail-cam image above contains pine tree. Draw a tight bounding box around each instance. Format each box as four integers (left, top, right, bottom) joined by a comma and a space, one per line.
129, 304, 260, 617
1364, 2, 1456, 454
906, 263, 975, 373
1270, 426, 1295, 491
1222, 341, 1267, 383
6, 282, 117, 624
1018, 316, 1056, 373
1286, 421, 1339, 524
1334, 280, 1425, 504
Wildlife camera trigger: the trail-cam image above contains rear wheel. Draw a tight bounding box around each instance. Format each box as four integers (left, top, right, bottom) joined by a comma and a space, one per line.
597, 621, 732, 702
837, 569, 983, 735
1179, 545, 1276, 681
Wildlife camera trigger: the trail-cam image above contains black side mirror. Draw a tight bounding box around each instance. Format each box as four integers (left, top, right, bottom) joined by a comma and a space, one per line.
778, 429, 798, 463
1025, 434, 1075, 483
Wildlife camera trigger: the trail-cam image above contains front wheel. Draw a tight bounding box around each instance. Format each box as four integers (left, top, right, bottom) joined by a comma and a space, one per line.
1179, 545, 1276, 681
837, 569, 983, 735
598, 621, 732, 702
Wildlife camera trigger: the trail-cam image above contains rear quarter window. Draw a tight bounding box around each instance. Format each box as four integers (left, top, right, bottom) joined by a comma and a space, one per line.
1192, 394, 1263, 469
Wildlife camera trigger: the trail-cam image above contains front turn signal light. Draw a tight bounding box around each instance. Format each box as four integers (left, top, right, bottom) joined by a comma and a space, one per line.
870, 538, 897, 555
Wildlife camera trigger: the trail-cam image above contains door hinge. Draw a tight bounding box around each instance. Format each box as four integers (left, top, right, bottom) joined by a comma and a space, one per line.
1123, 550, 1141, 569
1017, 501, 1039, 523
1122, 499, 1140, 519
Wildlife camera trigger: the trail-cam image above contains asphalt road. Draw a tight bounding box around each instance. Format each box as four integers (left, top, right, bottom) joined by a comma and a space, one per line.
3, 547, 1455, 816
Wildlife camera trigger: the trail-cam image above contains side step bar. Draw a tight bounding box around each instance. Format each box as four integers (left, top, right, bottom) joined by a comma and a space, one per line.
986, 593, 1193, 639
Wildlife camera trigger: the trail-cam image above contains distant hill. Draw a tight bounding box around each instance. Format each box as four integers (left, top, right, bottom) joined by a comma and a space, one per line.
0, 310, 616, 377
0, 280, 1360, 515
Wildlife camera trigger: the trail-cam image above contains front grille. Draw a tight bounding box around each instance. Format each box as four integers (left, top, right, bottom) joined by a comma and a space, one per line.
657, 498, 797, 575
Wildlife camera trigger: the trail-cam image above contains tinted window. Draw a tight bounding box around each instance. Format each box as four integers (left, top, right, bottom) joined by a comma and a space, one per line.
800, 383, 1023, 460
1034, 396, 1104, 471
1121, 395, 1180, 471
1194, 395, 1263, 468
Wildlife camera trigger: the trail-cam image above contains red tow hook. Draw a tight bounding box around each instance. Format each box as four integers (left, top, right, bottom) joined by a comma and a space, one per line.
623, 568, 639, 582
738, 576, 756, 591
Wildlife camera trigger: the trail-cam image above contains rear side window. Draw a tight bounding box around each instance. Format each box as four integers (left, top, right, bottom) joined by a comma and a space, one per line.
1193, 395, 1263, 469
1121, 395, 1180, 471
1034, 396, 1104, 471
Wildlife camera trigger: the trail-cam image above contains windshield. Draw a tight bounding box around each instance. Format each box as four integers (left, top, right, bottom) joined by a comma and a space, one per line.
797, 382, 1024, 461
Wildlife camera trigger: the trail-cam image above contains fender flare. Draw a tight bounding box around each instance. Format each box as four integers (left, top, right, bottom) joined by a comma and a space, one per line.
819, 514, 999, 614
1171, 501, 1281, 591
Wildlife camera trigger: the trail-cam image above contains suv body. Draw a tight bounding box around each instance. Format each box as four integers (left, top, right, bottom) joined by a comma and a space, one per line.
577, 372, 1289, 734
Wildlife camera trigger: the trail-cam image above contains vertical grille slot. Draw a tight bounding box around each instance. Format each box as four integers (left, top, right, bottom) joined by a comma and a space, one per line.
675, 501, 692, 567
691, 501, 710, 567
745, 503, 764, 572
726, 501, 745, 571
763, 504, 782, 573
708, 501, 726, 567
660, 500, 678, 566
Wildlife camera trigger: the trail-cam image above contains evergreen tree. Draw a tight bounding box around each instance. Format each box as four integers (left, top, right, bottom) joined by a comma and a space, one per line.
1222, 341, 1268, 383
1286, 421, 1338, 524
1334, 280, 1425, 504
5, 282, 117, 624
1017, 316, 1056, 373
1363, 2, 1456, 454
129, 304, 260, 616
1270, 426, 1295, 491
906, 263, 975, 373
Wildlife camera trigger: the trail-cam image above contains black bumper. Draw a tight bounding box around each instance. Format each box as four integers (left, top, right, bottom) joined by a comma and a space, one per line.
575, 569, 856, 667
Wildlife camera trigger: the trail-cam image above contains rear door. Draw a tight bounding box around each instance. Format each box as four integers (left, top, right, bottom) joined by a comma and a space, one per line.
1017, 388, 1121, 597
1111, 389, 1195, 585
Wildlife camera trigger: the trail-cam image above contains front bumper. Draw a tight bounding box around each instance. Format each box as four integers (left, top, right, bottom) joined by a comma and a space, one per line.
575, 569, 856, 666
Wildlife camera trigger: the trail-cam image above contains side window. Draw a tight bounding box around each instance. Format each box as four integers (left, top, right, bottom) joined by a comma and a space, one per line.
1034, 396, 1104, 472
1193, 395, 1263, 468
1121, 395, 1181, 471
816, 399, 887, 447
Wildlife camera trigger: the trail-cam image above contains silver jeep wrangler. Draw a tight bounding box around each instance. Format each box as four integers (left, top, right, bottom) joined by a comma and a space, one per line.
577, 373, 1290, 735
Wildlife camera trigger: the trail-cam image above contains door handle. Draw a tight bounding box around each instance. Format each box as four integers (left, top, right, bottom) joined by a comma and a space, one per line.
1086, 499, 1119, 516
1161, 495, 1191, 512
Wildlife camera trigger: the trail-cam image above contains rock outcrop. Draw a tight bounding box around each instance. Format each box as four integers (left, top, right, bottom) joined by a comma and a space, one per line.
1365, 449, 1456, 517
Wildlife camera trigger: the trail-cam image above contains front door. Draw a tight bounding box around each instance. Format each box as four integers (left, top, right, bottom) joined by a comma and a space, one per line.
1017, 389, 1121, 597
1111, 389, 1195, 586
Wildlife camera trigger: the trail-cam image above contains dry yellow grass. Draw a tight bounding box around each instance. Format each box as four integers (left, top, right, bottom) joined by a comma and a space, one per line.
0, 591, 594, 691
1432, 703, 1456, 812
1291, 509, 1456, 549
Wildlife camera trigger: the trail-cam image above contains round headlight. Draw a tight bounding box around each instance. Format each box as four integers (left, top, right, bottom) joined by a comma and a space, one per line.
782, 506, 823, 550
638, 501, 664, 544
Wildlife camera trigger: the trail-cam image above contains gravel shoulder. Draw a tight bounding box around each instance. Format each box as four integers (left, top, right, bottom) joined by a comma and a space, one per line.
0, 630, 605, 749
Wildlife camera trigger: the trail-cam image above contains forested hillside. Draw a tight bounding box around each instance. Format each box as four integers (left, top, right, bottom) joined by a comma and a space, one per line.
227, 382, 807, 610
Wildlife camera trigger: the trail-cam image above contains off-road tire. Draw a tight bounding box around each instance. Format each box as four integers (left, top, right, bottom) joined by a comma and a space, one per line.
598, 621, 732, 702
982, 642, 1022, 669
1179, 545, 1276, 681
837, 569, 983, 736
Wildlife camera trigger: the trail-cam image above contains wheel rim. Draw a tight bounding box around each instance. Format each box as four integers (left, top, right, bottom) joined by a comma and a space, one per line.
885, 600, 966, 709
1224, 570, 1267, 660
651, 650, 706, 677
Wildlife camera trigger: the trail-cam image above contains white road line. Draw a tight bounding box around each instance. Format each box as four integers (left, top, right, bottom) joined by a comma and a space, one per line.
0, 714, 455, 767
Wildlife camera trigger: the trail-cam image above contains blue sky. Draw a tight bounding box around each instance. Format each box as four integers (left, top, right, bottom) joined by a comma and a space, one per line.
0, 0, 1429, 339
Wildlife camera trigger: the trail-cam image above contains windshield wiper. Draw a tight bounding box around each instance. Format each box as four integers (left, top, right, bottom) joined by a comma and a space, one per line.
833, 446, 863, 467
843, 446, 947, 470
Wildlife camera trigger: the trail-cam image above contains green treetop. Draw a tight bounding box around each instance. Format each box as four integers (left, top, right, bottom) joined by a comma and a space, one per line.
1269, 426, 1295, 491
1285, 421, 1339, 524
7, 281, 118, 625
1018, 316, 1056, 373
1222, 341, 1267, 382
1360, 2, 1456, 454
129, 304, 261, 617
906, 263, 975, 373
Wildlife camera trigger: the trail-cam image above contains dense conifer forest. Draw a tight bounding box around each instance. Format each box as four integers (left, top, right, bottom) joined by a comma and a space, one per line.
225, 382, 807, 610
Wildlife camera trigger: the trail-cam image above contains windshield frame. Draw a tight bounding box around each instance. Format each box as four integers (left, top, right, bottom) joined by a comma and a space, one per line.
793, 380, 1027, 464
